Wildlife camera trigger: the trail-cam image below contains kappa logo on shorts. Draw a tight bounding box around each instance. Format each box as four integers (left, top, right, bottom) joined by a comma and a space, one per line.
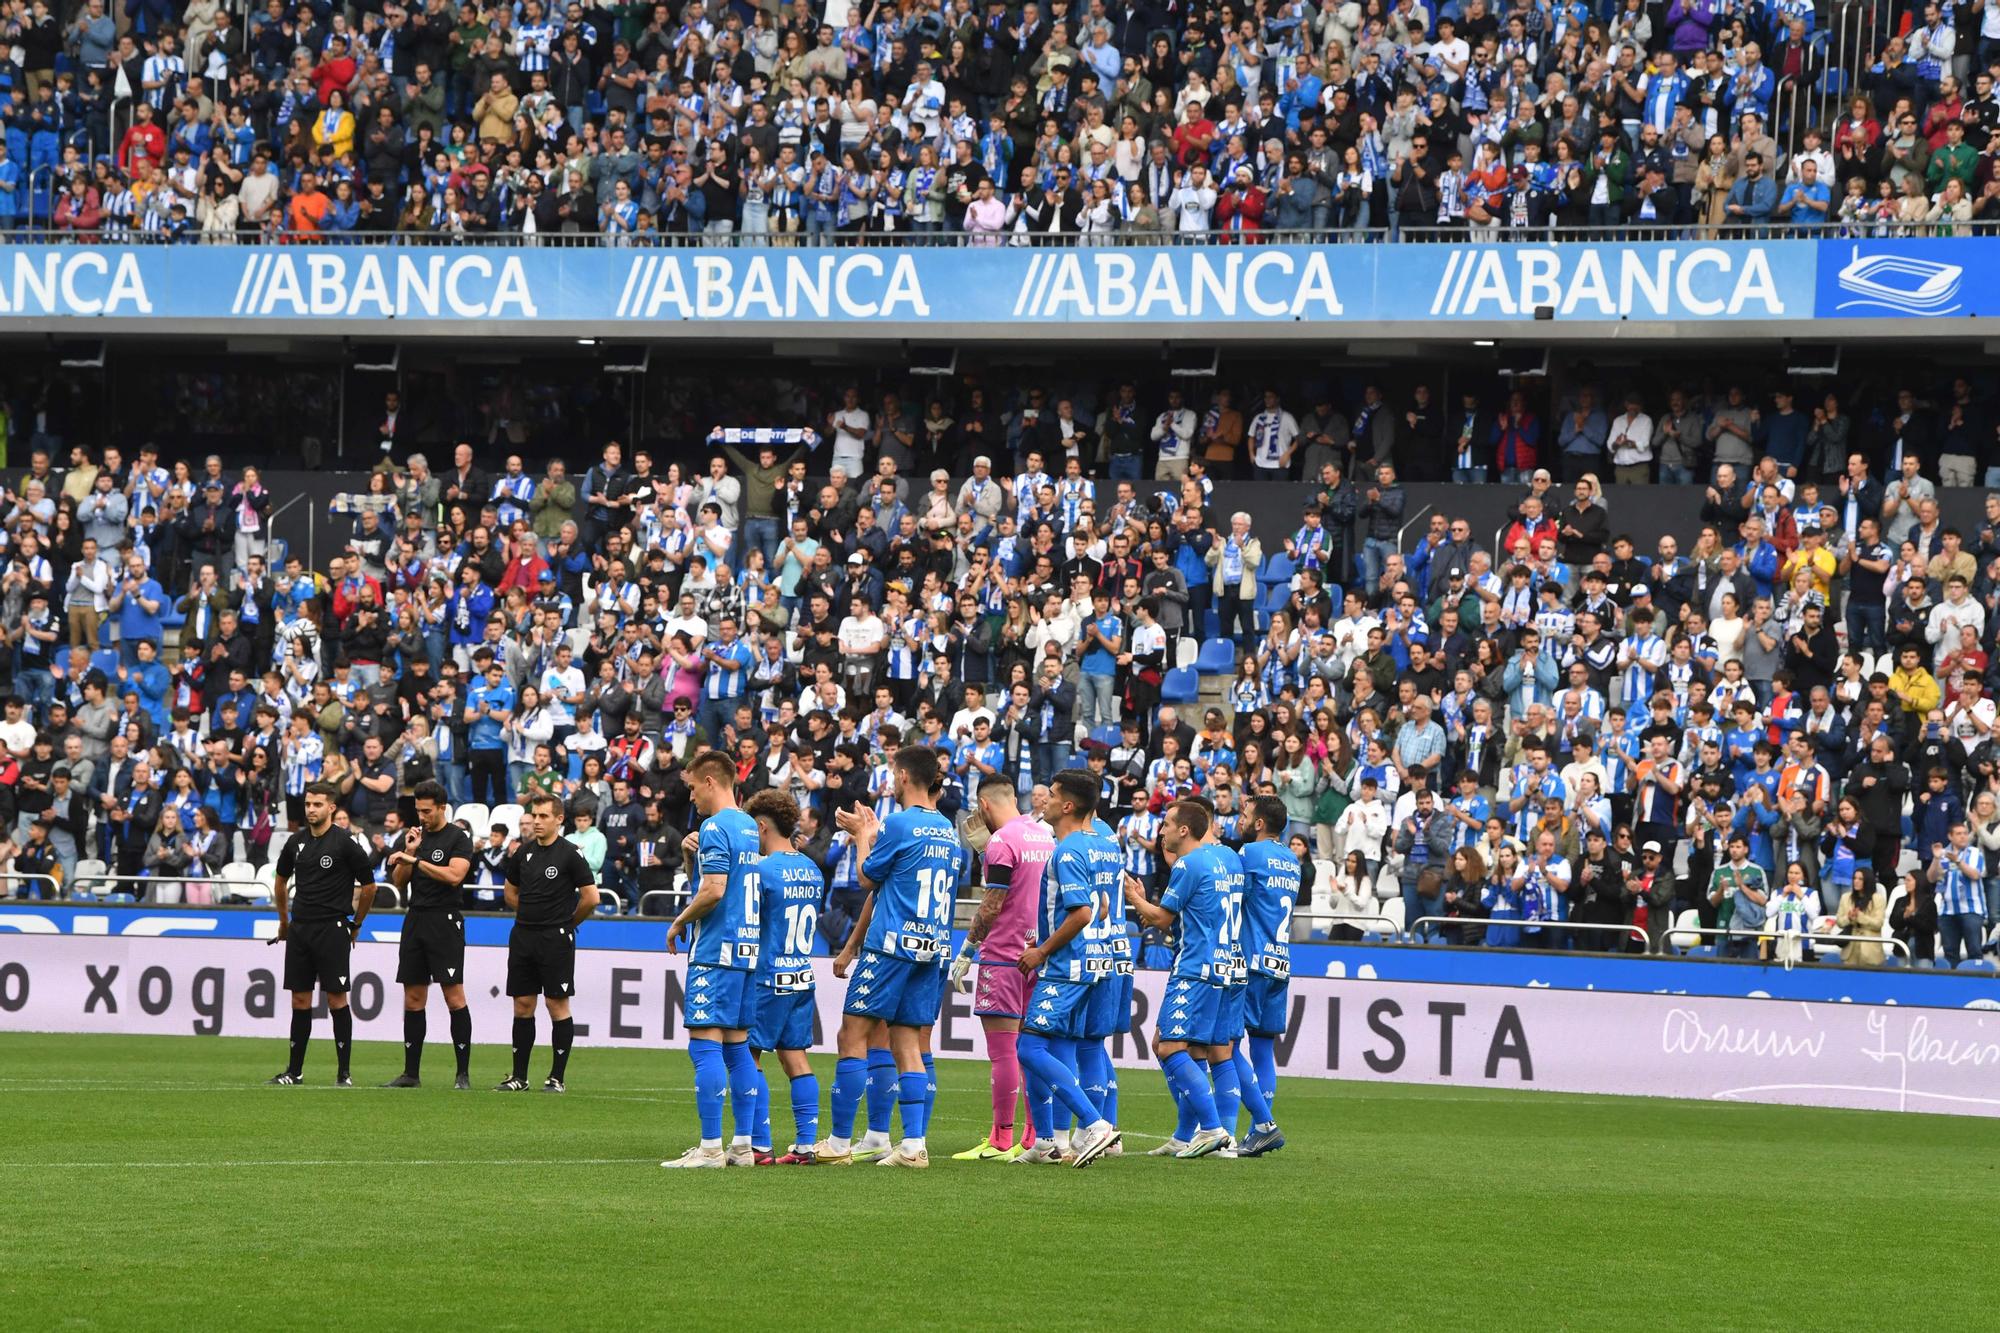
338, 976, 347, 987
1040, 985, 1058, 997
446, 968, 457, 978
561, 983, 571, 993
854, 985, 871, 997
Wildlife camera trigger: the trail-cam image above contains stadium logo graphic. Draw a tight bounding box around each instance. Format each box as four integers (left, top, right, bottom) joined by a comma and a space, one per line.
1832, 246, 1963, 316
0, 250, 152, 316
1428, 246, 1788, 319
612, 253, 929, 320
226, 252, 539, 319
1008, 249, 1344, 320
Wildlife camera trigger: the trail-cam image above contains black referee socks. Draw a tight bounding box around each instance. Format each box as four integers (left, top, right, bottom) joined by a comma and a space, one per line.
449, 1007, 472, 1078
550, 1018, 574, 1081
330, 1005, 353, 1077
287, 1009, 312, 1076
512, 1016, 535, 1081
403, 1011, 427, 1078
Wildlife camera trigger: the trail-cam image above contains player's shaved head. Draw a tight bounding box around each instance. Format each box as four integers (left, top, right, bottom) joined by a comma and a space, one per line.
745, 787, 800, 839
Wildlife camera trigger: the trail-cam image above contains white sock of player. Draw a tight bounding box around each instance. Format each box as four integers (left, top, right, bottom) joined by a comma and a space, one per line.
860, 1129, 889, 1149
903, 1136, 925, 1153
1055, 1129, 1072, 1150
824, 1136, 851, 1153
700, 1138, 722, 1150
731, 1135, 751, 1147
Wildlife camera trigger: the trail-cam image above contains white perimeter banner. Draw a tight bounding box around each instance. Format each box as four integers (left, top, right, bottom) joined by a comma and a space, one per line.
2, 936, 1998, 1117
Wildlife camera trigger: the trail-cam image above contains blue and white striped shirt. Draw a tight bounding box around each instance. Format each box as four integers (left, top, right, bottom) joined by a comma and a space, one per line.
1937, 845, 1987, 917
1120, 811, 1161, 879
704, 639, 752, 699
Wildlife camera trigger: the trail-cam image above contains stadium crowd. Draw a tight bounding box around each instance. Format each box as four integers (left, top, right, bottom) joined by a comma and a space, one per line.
6, 0, 2000, 239
1, 357, 1999, 970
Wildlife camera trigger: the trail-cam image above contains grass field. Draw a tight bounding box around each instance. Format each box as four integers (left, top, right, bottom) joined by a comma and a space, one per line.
1, 1032, 1993, 1330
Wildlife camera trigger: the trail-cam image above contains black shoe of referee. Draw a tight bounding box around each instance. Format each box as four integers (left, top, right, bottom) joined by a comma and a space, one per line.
336, 1074, 353, 1088
266, 1071, 303, 1085
494, 1076, 531, 1091
454, 1074, 471, 1091
542, 1077, 565, 1093
381, 1074, 421, 1088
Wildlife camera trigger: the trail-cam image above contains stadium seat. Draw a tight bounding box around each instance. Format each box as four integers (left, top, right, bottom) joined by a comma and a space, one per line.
455, 803, 491, 840
1257, 584, 1290, 615
638, 890, 675, 917
1174, 637, 1198, 669
218, 861, 259, 899
1159, 667, 1198, 703
1667, 909, 1703, 952
487, 803, 526, 838
1088, 725, 1119, 749
1201, 609, 1220, 639
595, 888, 624, 915
565, 627, 591, 658
374, 885, 400, 910
70, 858, 109, 899
1259, 553, 1295, 590
1957, 959, 1996, 972
1379, 897, 1406, 936
1195, 637, 1236, 675
89, 648, 120, 678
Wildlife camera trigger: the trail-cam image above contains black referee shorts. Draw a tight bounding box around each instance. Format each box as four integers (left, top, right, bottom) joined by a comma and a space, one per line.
506, 924, 576, 999
284, 919, 354, 995
397, 909, 467, 986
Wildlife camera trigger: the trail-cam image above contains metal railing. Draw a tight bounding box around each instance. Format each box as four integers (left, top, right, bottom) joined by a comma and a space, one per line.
0, 873, 64, 901
4, 219, 2000, 248
1660, 923, 1913, 963
1295, 912, 1404, 939
67, 872, 268, 904
1411, 916, 1650, 949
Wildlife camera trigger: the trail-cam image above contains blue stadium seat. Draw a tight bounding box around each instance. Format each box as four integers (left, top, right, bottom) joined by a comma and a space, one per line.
1195, 638, 1235, 674
1201, 609, 1220, 639
1159, 667, 1199, 703
1956, 959, 1996, 973
1259, 553, 1295, 590
89, 648, 120, 678
1089, 725, 1120, 748
1257, 584, 1290, 615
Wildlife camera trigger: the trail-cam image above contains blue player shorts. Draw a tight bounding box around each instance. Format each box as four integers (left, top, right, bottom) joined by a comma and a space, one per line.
1244, 973, 1291, 1039
750, 984, 816, 1052
685, 963, 757, 1030
1208, 983, 1248, 1045
1158, 974, 1223, 1045
1082, 967, 1135, 1041
842, 950, 943, 1027
1021, 978, 1094, 1040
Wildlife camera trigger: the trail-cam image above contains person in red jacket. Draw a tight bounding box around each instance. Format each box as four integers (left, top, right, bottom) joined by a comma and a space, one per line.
117, 102, 166, 171
1493, 390, 1541, 484
1214, 165, 1266, 239
311, 35, 358, 104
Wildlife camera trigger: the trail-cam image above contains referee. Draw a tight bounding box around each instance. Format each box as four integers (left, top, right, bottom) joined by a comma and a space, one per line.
381, 780, 477, 1090
498, 793, 599, 1093
267, 781, 377, 1086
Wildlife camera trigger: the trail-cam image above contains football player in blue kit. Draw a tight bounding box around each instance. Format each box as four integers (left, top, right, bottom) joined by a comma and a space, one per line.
1122, 796, 1238, 1159
1013, 769, 1123, 1168
662, 752, 766, 1170
741, 788, 828, 1166
1076, 803, 1133, 1148
822, 747, 967, 1168
1227, 795, 1295, 1157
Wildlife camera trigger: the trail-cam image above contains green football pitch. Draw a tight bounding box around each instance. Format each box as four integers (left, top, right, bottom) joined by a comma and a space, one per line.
1, 1031, 1991, 1330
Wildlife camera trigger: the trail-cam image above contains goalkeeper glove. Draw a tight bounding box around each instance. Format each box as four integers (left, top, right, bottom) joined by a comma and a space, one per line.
948, 946, 976, 995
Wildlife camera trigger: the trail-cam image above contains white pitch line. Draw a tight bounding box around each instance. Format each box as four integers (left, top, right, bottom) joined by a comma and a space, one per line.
0, 1157, 666, 1169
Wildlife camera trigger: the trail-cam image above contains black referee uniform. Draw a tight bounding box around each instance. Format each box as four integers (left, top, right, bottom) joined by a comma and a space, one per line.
273, 825, 374, 1083
502, 836, 596, 1088
395, 821, 478, 1084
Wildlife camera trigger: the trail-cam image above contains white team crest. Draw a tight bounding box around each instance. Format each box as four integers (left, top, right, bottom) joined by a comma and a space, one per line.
431, 849, 445, 862
544, 866, 558, 879
319, 855, 334, 869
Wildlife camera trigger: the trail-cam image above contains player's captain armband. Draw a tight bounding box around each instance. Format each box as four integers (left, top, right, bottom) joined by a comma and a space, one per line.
770, 969, 813, 993
902, 934, 941, 960
730, 942, 762, 966
1260, 955, 1290, 978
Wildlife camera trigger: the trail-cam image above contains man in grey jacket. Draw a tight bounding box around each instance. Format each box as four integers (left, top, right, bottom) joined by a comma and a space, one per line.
1141, 545, 1190, 663
1269, 153, 1329, 233
1394, 784, 1457, 940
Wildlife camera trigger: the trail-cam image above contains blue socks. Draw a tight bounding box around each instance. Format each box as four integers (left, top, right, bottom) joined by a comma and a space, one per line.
897, 1070, 930, 1139
1078, 1041, 1114, 1122
1163, 1049, 1221, 1132
923, 1053, 937, 1128
1232, 1043, 1275, 1130
723, 1041, 759, 1140
789, 1073, 820, 1147
1019, 1033, 1100, 1129
1161, 1053, 1197, 1141
1249, 1035, 1278, 1108
831, 1055, 867, 1139
865, 1047, 896, 1135
689, 1038, 726, 1142
751, 1066, 772, 1152
1210, 1053, 1242, 1132
1025, 1065, 1055, 1140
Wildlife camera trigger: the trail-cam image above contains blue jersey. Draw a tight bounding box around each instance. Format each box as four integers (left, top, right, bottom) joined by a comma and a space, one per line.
1044, 829, 1121, 984
1161, 843, 1245, 982
754, 849, 824, 990
692, 808, 762, 969
861, 806, 965, 962
1239, 839, 1299, 978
